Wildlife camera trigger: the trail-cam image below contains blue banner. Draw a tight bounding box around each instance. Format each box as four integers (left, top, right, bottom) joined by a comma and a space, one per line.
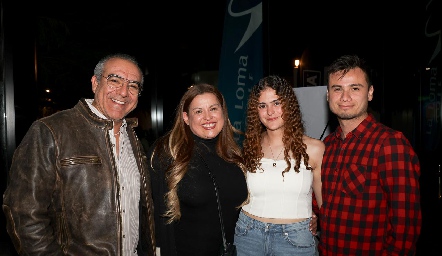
218, 0, 264, 145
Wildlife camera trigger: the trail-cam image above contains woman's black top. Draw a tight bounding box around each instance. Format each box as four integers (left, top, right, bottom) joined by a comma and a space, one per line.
148, 135, 248, 256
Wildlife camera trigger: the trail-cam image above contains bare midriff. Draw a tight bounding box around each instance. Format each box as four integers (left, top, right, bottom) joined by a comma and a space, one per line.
242, 210, 307, 224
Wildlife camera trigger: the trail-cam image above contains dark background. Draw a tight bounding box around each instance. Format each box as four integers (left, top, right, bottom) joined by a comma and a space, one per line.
1, 0, 441, 255
3, 0, 435, 117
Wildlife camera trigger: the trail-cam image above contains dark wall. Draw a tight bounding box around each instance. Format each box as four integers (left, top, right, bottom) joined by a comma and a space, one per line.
1, 0, 35, 254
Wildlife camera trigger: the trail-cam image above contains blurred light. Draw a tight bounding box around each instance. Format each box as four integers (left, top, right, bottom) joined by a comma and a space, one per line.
45, 89, 50, 93
293, 59, 300, 87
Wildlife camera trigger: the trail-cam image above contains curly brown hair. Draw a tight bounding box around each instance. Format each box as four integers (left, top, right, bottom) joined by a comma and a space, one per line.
151, 83, 244, 223
242, 75, 312, 177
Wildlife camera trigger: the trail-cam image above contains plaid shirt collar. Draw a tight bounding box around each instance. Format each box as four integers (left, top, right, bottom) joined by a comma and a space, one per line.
332, 113, 376, 141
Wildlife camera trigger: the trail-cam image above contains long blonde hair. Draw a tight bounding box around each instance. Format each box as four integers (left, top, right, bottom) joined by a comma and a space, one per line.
151, 83, 244, 223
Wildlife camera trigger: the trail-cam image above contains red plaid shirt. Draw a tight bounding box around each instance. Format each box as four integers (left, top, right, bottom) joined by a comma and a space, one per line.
319, 114, 421, 256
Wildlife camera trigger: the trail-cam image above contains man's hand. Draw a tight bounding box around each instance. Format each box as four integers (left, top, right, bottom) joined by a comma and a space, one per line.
310, 214, 318, 236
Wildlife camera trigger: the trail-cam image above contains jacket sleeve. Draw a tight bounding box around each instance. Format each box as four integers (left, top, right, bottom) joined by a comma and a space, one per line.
2, 121, 62, 255
147, 142, 177, 256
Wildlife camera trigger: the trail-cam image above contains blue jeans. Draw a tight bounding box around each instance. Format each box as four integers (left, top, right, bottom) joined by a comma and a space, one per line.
234, 211, 316, 256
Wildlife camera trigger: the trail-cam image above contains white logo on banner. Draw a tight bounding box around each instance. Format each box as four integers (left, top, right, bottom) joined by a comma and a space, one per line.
228, 0, 262, 52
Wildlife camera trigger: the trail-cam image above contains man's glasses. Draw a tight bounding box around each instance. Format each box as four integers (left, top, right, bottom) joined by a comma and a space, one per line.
101, 74, 142, 96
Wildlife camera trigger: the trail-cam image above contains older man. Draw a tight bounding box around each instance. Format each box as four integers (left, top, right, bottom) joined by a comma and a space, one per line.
3, 53, 156, 255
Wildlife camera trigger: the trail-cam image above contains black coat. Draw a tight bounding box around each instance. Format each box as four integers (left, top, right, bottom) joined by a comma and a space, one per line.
148, 135, 248, 256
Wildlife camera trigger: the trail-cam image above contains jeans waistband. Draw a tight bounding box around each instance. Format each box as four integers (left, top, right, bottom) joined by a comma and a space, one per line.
238, 211, 311, 231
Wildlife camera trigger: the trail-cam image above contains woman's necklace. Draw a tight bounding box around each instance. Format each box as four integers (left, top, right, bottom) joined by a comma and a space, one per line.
268, 143, 284, 167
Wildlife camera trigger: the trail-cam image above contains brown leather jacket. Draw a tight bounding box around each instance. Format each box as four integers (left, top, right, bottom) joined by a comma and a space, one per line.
2, 99, 155, 255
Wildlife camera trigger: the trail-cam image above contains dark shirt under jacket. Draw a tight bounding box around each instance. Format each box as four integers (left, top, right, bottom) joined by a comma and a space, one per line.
148, 135, 248, 256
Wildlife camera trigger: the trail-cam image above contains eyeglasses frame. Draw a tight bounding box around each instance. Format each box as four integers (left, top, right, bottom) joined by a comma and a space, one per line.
101, 74, 142, 96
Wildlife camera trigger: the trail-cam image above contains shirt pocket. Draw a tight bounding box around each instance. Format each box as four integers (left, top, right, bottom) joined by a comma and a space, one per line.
341, 164, 367, 197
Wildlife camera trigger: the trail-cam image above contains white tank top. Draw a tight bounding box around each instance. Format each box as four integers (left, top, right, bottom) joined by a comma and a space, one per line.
242, 158, 313, 219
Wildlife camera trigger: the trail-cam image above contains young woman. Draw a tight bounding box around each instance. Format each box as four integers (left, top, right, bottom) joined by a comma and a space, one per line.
234, 75, 324, 256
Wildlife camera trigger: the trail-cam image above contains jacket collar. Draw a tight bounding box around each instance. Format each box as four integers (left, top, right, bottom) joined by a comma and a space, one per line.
76, 98, 138, 130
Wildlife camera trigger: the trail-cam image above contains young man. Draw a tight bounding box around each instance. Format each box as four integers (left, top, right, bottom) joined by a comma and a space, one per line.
3, 53, 156, 255
319, 54, 421, 255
